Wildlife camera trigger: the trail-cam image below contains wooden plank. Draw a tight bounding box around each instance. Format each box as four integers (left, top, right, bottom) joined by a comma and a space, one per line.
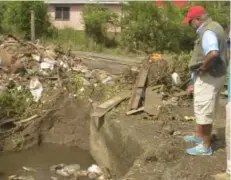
174, 91, 189, 97
92, 91, 130, 118
127, 58, 150, 111
131, 88, 143, 109
136, 66, 149, 88
98, 91, 129, 109
144, 87, 162, 115
91, 91, 130, 130
126, 106, 144, 115
127, 87, 143, 110
127, 65, 149, 110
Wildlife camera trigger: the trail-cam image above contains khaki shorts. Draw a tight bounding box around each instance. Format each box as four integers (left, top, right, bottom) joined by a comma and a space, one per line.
194, 73, 225, 125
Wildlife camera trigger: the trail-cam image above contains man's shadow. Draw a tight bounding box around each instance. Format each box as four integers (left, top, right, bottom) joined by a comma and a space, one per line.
212, 127, 226, 151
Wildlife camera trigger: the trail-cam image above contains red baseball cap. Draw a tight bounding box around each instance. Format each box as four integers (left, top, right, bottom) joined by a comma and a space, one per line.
182, 6, 206, 24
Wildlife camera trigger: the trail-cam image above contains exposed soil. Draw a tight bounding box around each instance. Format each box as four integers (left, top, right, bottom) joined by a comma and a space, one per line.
1, 90, 92, 152
106, 97, 227, 180
40, 94, 92, 150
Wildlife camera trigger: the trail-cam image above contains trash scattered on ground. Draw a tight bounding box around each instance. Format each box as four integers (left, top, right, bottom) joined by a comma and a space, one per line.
50, 163, 81, 177
184, 116, 196, 121
29, 77, 43, 102
50, 177, 58, 180
49, 163, 113, 180
88, 164, 113, 180
40, 61, 55, 70
171, 72, 182, 86
8, 175, 35, 180
22, 166, 37, 172
88, 164, 103, 178
173, 130, 181, 136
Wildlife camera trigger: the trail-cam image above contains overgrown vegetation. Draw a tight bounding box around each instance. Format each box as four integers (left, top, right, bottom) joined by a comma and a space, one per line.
42, 1, 229, 54
0, 1, 55, 39
0, 1, 229, 54
82, 4, 119, 48
120, 1, 230, 53
120, 2, 192, 53
0, 87, 32, 119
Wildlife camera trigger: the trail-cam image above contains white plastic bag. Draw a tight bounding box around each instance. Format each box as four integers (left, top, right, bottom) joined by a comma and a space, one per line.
29, 77, 43, 102
87, 164, 103, 179
40, 61, 54, 70
171, 72, 182, 86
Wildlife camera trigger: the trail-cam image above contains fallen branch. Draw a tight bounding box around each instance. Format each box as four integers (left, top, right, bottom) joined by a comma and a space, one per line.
7, 34, 26, 46
151, 84, 163, 91
14, 114, 39, 125
126, 106, 144, 115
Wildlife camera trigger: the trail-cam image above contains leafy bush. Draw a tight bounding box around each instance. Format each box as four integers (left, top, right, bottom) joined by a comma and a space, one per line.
120, 2, 194, 53
1, 1, 55, 39
0, 87, 32, 119
120, 1, 230, 54
82, 4, 119, 47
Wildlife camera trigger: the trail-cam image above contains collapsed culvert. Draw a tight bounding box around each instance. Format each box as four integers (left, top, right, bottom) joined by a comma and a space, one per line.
0, 92, 94, 179
0, 35, 145, 180
0, 91, 143, 180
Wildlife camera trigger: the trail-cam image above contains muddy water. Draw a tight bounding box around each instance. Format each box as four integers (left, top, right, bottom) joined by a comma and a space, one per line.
0, 143, 95, 180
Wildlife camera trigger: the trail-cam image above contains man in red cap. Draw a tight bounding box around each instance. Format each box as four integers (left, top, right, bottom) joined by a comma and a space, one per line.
183, 6, 228, 156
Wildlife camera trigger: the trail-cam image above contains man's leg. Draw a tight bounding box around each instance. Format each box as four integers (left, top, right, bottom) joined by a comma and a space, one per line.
194, 124, 212, 147
195, 124, 204, 138
202, 124, 213, 148
185, 74, 223, 155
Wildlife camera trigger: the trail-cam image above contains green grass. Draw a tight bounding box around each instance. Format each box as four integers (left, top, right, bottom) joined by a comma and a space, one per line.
41, 28, 130, 55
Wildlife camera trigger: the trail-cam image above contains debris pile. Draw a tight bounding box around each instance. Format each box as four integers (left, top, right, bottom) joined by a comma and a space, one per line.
0, 35, 121, 150
126, 53, 193, 116
8, 164, 113, 180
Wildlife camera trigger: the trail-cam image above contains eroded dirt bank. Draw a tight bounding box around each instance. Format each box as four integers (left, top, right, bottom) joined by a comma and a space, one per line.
90, 97, 227, 180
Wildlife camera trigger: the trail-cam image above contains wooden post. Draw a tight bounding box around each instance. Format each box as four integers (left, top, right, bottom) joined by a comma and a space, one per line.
31, 10, 35, 41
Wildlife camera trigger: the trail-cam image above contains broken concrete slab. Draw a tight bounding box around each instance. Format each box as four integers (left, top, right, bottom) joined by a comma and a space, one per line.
144, 87, 162, 115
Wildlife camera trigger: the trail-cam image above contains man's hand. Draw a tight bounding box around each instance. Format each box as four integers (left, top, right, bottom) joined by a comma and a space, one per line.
203, 50, 219, 69
198, 66, 207, 76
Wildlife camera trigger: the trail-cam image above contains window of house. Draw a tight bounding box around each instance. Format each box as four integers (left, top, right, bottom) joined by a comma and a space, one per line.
55, 7, 70, 20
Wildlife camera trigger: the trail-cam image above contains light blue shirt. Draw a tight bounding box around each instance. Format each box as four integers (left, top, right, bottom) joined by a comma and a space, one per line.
196, 23, 219, 55
202, 30, 219, 55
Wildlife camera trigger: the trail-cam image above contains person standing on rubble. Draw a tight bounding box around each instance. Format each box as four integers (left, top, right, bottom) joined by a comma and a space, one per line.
182, 6, 228, 155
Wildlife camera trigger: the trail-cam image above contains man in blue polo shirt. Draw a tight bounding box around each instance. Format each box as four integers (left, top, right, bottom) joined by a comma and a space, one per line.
183, 6, 228, 156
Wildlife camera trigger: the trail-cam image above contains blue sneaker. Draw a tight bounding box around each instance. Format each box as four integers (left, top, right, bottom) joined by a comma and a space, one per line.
184, 135, 203, 144
186, 144, 213, 156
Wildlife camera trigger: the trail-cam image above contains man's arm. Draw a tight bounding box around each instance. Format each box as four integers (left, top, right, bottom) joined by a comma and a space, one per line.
200, 30, 219, 72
